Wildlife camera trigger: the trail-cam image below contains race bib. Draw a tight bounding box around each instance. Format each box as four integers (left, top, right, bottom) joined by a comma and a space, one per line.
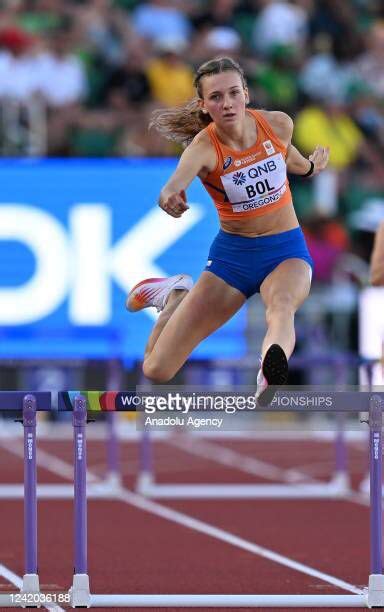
221, 152, 287, 213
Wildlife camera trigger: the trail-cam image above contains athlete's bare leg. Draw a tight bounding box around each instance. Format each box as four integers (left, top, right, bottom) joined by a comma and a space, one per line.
143, 272, 246, 382
144, 289, 188, 360
259, 258, 312, 360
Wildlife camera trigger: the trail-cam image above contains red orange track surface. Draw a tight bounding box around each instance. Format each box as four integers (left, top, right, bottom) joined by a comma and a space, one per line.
0, 431, 371, 611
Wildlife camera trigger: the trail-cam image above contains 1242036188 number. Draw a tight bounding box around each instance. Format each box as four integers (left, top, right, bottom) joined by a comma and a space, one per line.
10, 592, 71, 604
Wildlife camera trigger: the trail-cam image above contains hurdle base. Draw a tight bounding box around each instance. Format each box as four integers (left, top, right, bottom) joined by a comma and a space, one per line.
21, 573, 40, 594
368, 574, 384, 607
104, 471, 122, 490
329, 471, 351, 493
20, 574, 41, 608
69, 574, 91, 608
136, 471, 154, 494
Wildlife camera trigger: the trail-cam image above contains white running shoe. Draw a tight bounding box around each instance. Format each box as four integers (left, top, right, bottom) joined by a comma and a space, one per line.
255, 344, 288, 407
126, 274, 193, 313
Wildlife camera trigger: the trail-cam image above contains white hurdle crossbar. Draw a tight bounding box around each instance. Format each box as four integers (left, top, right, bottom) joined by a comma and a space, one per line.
135, 482, 349, 499
0, 593, 367, 607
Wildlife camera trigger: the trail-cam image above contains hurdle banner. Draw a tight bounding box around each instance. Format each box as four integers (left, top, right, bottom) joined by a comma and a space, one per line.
58, 390, 138, 412
0, 391, 384, 608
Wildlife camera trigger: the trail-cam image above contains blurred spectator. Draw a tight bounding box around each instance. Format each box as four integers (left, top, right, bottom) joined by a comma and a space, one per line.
146, 37, 194, 106
191, 0, 241, 29
77, 0, 136, 66
353, 21, 384, 99
0, 26, 45, 155
350, 87, 384, 151
36, 22, 88, 155
0, 27, 40, 101
250, 44, 299, 112
190, 25, 242, 63
299, 34, 354, 105
294, 96, 384, 215
105, 47, 151, 111
252, 0, 310, 56
294, 102, 362, 172
303, 214, 350, 282
349, 199, 384, 237
38, 26, 87, 108
17, 0, 68, 35
344, 199, 384, 285
308, 0, 363, 61
131, 0, 192, 46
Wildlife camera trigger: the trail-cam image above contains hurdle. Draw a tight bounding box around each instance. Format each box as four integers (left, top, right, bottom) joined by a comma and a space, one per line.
0, 392, 51, 604
136, 354, 353, 500
69, 390, 381, 607
0, 390, 382, 607
0, 356, 124, 501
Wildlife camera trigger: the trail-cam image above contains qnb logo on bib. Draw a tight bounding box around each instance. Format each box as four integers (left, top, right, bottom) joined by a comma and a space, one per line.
221, 152, 287, 211
232, 171, 246, 186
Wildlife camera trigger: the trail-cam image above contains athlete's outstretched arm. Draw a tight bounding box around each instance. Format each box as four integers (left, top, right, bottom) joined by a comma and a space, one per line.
159, 139, 212, 218
286, 143, 329, 176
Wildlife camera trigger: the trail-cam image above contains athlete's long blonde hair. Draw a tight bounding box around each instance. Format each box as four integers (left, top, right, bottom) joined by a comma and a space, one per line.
149, 57, 246, 146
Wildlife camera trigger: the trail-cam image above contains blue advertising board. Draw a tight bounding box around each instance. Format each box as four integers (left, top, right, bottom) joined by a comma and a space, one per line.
0, 159, 247, 361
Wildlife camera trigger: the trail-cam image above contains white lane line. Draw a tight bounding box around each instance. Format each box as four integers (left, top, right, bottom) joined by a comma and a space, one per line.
0, 563, 24, 589
167, 436, 311, 482
0, 439, 97, 483
0, 564, 65, 611
2, 444, 364, 596
288, 459, 366, 478
167, 436, 370, 506
115, 487, 363, 595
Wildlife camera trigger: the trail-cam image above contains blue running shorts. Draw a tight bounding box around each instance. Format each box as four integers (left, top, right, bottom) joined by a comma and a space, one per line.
205, 227, 314, 298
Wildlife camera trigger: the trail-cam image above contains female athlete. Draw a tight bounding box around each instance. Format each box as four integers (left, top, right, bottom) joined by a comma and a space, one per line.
126, 57, 329, 404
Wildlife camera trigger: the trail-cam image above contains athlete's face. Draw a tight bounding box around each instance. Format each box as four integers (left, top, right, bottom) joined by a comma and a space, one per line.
200, 71, 249, 127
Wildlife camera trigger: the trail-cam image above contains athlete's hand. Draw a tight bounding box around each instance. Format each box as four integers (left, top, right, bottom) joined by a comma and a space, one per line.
159, 190, 189, 218
309, 146, 330, 175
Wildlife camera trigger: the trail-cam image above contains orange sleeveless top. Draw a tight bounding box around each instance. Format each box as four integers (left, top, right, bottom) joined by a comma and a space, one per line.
201, 109, 292, 221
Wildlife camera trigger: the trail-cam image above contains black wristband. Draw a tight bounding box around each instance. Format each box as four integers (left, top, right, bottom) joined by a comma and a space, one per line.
302, 160, 314, 177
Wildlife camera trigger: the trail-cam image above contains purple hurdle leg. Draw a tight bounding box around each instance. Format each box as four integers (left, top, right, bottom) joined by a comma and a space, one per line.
136, 430, 153, 493
136, 371, 154, 493
106, 358, 122, 486
70, 395, 91, 607
21, 394, 41, 596
359, 362, 374, 495
106, 412, 120, 481
367, 394, 384, 607
335, 416, 348, 474
332, 363, 350, 492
